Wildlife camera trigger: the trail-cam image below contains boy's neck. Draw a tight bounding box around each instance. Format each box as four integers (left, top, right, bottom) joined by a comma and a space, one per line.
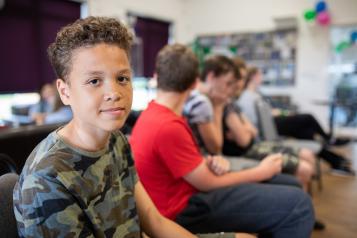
247, 83, 257, 92
58, 120, 111, 152
155, 89, 190, 116
197, 81, 209, 95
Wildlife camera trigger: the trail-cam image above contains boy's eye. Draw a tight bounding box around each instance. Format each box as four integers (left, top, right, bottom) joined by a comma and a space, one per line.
88, 79, 100, 85
117, 76, 131, 84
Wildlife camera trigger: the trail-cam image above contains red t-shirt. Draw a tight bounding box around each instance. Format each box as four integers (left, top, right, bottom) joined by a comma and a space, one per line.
130, 101, 203, 220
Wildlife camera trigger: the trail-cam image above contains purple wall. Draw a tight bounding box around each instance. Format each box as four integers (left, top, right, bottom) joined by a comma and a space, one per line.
0, 0, 80, 93
134, 16, 170, 77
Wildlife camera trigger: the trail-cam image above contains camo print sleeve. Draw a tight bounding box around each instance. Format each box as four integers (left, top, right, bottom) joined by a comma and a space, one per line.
13, 131, 141, 238
13, 169, 95, 238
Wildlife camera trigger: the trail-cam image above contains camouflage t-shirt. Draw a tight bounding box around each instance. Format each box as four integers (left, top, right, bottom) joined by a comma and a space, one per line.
13, 129, 140, 238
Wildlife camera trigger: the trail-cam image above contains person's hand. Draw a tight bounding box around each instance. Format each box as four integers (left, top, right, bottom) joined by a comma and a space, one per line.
207, 87, 229, 107
206, 155, 231, 176
225, 130, 235, 141
32, 113, 46, 125
257, 153, 283, 180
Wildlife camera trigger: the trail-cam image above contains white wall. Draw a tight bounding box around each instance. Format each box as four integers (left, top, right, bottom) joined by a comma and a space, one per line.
87, 0, 188, 43
87, 0, 357, 129
183, 0, 357, 129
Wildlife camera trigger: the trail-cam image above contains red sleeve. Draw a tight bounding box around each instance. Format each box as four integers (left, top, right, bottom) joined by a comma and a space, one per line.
155, 120, 204, 179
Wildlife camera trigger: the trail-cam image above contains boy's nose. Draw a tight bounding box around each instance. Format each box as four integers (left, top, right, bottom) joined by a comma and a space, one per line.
104, 91, 120, 101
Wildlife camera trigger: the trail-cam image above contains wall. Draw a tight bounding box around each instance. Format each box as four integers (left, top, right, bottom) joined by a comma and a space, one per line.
183, 0, 357, 129
87, 0, 188, 43
87, 0, 357, 129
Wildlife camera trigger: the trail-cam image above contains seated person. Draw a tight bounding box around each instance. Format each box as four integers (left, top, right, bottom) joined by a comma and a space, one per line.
13, 16, 236, 238
130, 43, 315, 237
237, 65, 355, 176
29, 82, 72, 125
183, 55, 314, 191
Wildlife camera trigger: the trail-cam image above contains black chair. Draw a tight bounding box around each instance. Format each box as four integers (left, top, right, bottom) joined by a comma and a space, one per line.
0, 123, 62, 172
0, 153, 17, 176
0, 173, 19, 238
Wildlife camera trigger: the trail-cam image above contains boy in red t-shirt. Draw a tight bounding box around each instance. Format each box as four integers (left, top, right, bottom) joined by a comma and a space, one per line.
130, 44, 315, 236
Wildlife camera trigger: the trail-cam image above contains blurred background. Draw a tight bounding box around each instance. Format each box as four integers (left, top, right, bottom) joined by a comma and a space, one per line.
0, 1, 356, 237
0, 0, 356, 136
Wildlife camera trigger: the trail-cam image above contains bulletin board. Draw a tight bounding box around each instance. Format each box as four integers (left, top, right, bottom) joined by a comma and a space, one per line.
193, 28, 298, 86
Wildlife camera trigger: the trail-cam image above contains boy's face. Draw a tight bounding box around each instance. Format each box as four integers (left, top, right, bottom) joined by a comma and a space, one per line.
208, 71, 236, 100
236, 68, 247, 92
58, 43, 133, 132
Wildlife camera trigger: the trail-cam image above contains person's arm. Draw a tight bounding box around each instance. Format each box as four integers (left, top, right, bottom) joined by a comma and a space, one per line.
155, 121, 280, 192
184, 153, 283, 192
135, 181, 198, 238
135, 182, 253, 238
206, 155, 231, 176
197, 103, 225, 154
225, 111, 255, 147
44, 106, 72, 124
240, 114, 258, 137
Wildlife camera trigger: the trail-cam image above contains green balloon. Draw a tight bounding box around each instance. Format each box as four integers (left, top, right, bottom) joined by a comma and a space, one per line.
335, 41, 351, 53
229, 46, 237, 54
304, 10, 316, 21
203, 47, 211, 54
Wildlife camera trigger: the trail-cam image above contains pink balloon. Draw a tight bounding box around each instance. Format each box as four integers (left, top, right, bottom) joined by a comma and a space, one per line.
317, 11, 331, 25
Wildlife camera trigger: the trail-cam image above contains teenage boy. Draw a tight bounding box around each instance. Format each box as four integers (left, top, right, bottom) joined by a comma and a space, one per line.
130, 44, 315, 237
12, 17, 234, 238
184, 56, 314, 190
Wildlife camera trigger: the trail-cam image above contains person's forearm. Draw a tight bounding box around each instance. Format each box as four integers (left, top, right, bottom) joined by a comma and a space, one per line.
144, 211, 197, 238
212, 105, 224, 150
241, 115, 258, 137
226, 112, 254, 147
204, 167, 269, 191
186, 163, 272, 192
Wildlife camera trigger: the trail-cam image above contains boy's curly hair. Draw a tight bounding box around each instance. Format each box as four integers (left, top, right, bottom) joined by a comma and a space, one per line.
48, 16, 133, 82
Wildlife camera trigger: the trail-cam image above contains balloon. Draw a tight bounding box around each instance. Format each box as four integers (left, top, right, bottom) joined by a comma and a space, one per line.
315, 1, 327, 13
351, 31, 357, 43
317, 11, 330, 26
335, 41, 351, 53
303, 10, 316, 21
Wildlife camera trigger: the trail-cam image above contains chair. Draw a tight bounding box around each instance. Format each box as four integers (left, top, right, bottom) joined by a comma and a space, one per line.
255, 100, 323, 191
0, 153, 18, 176
0, 173, 19, 238
0, 123, 61, 171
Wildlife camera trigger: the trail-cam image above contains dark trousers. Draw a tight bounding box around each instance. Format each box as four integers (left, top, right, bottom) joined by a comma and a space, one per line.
274, 114, 348, 168
176, 183, 314, 238
274, 114, 330, 141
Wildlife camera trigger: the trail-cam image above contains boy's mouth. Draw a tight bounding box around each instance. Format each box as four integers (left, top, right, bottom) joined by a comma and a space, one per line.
100, 107, 126, 116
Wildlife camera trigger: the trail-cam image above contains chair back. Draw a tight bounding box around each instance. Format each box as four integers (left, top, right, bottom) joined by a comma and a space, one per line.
0, 153, 18, 175
255, 100, 280, 141
0, 173, 19, 238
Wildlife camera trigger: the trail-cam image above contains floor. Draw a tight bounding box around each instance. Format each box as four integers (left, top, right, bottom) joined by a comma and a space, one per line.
311, 142, 357, 238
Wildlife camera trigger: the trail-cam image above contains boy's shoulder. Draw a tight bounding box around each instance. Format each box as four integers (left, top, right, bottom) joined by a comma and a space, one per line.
184, 91, 213, 123
20, 130, 128, 177
18, 131, 78, 182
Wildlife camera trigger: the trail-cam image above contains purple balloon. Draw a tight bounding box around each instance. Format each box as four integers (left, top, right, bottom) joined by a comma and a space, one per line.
317, 11, 330, 26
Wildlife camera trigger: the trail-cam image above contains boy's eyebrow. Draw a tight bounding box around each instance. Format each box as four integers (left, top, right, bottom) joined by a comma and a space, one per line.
117, 68, 132, 75
85, 68, 132, 76
86, 71, 105, 76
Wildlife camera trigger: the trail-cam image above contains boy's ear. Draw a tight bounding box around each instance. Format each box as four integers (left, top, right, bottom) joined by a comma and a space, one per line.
152, 72, 158, 80
206, 71, 215, 84
56, 78, 70, 105
189, 77, 199, 90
